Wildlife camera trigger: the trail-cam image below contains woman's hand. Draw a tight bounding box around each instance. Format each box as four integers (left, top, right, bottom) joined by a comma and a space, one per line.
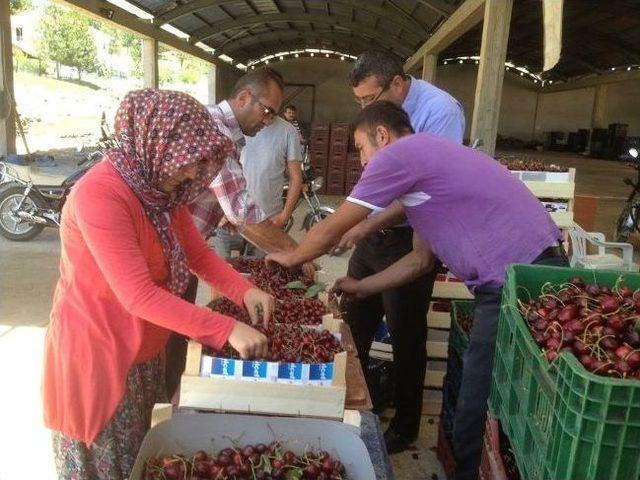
243, 287, 275, 327
227, 322, 268, 359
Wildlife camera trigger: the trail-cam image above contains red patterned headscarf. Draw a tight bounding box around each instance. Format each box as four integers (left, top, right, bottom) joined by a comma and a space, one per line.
107, 89, 233, 296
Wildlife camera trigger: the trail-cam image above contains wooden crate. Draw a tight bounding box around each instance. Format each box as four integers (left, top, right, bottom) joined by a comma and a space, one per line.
369, 328, 449, 360
179, 315, 348, 419
433, 274, 474, 300
519, 167, 576, 231
422, 389, 443, 416
424, 360, 447, 388
427, 301, 452, 329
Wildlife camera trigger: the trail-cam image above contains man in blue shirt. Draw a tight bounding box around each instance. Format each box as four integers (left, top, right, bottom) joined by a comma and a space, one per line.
339, 51, 465, 454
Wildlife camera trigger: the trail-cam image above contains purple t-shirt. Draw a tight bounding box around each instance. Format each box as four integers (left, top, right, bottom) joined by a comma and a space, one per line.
347, 133, 561, 290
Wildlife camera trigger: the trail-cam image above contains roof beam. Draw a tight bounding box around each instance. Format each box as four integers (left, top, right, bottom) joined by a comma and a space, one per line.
190, 13, 412, 54
54, 0, 223, 68
154, 0, 428, 38
242, 44, 360, 63
218, 29, 397, 57
416, 0, 457, 17
223, 32, 392, 62
542, 69, 640, 93
404, 0, 486, 71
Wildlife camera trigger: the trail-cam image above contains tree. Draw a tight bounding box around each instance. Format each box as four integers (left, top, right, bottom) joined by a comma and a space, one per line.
10, 0, 32, 14
99, 24, 143, 78
174, 50, 209, 84
36, 4, 98, 81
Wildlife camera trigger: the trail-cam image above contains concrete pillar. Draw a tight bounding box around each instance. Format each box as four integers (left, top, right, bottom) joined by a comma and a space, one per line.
469, 0, 514, 155
421, 54, 437, 84
207, 64, 217, 104
591, 83, 608, 129
0, 0, 16, 156
142, 38, 159, 89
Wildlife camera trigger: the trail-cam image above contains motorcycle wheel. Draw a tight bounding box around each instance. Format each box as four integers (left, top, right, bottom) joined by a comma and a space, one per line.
615, 203, 636, 242
0, 185, 45, 241
302, 210, 332, 232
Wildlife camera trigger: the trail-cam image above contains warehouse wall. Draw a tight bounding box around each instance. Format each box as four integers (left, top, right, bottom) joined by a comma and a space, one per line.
435, 64, 539, 141
271, 57, 360, 124
436, 65, 640, 141
262, 59, 640, 141
533, 88, 594, 139
214, 64, 243, 102
601, 80, 640, 136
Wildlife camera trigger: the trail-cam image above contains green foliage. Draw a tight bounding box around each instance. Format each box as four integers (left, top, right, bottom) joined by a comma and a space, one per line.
10, 0, 32, 14
13, 48, 43, 75
176, 50, 209, 84
98, 24, 143, 78
36, 4, 98, 79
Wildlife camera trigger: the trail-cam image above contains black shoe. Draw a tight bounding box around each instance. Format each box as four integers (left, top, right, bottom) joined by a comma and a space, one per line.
384, 427, 417, 455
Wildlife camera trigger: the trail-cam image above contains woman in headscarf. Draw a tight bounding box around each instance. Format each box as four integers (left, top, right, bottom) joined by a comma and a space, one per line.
43, 89, 273, 479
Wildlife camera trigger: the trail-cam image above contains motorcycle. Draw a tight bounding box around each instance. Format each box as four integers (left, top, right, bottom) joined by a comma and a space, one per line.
282, 148, 335, 233
0, 115, 113, 241
614, 147, 640, 242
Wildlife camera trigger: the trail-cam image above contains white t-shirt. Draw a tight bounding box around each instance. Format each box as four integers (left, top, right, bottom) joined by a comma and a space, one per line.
240, 116, 302, 217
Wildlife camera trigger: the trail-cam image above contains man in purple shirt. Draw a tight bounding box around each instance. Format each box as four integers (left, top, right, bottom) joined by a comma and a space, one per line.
336, 50, 465, 454
267, 101, 568, 480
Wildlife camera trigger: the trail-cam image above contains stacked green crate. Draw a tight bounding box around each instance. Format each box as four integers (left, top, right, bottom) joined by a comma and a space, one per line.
489, 264, 640, 480
441, 301, 474, 440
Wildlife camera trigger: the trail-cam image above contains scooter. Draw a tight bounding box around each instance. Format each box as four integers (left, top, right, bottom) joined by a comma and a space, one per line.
282, 149, 335, 233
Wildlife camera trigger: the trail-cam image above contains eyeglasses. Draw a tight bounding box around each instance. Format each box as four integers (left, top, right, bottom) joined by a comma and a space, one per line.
250, 92, 277, 119
354, 77, 393, 107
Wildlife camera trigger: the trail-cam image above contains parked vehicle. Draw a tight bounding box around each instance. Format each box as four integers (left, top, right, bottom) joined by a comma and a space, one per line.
0, 115, 113, 241
282, 149, 335, 233
614, 147, 640, 242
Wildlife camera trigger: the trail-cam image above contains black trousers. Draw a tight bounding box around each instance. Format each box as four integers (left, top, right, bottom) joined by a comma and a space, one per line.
452, 247, 569, 480
341, 228, 434, 439
165, 274, 199, 401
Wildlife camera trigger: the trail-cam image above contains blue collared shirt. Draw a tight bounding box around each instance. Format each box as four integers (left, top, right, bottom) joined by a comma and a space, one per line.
402, 76, 465, 143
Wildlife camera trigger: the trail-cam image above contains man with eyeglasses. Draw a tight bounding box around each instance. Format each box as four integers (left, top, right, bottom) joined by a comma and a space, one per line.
213, 109, 304, 259
188, 68, 304, 259
163, 69, 312, 401
334, 51, 465, 454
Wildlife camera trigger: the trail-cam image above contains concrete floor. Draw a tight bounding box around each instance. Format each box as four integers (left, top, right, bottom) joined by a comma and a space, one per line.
0, 151, 633, 479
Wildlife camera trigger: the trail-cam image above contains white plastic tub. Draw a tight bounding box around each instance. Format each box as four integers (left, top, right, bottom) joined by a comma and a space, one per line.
130, 413, 376, 479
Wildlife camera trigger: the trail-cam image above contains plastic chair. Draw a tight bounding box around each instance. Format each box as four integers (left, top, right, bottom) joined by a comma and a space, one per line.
569, 223, 637, 271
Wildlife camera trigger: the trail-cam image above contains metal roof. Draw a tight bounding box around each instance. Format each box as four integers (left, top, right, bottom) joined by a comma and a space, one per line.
123, 0, 640, 81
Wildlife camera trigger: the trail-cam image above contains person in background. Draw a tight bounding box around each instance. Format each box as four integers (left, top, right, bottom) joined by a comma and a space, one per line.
213, 113, 303, 258
333, 50, 465, 453
43, 89, 274, 480
283, 104, 306, 146
267, 102, 568, 480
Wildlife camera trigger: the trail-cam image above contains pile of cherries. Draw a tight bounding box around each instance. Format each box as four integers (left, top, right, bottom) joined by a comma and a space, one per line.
499, 429, 521, 480
457, 312, 473, 334
144, 442, 347, 480
519, 276, 640, 379
207, 258, 341, 362
228, 258, 326, 325
499, 158, 568, 172
207, 322, 342, 363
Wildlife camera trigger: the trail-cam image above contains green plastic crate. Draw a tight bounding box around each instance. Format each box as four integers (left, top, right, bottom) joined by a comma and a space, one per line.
450, 300, 474, 356
489, 264, 640, 480
441, 300, 475, 441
